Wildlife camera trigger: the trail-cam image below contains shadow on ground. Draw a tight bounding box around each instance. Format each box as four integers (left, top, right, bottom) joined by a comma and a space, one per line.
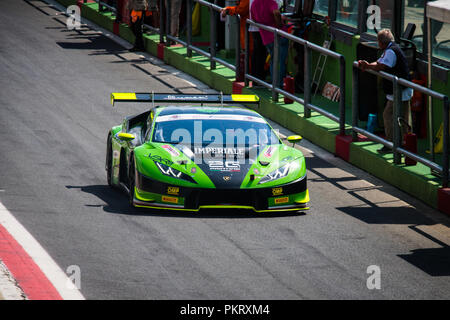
398, 247, 450, 277
66, 184, 306, 219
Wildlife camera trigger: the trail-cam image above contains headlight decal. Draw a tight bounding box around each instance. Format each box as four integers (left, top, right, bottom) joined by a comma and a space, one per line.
154, 161, 197, 184
258, 163, 291, 185
156, 162, 182, 178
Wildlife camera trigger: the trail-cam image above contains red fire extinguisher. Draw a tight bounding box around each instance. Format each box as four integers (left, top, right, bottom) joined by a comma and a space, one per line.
283, 75, 294, 104
404, 132, 417, 166
236, 52, 245, 82
411, 78, 426, 113
410, 75, 427, 139
399, 117, 417, 166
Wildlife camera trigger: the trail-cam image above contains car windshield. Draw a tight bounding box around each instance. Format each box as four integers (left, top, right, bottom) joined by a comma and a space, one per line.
151, 113, 281, 148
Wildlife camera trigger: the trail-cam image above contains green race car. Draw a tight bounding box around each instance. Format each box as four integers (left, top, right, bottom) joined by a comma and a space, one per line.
106, 93, 309, 213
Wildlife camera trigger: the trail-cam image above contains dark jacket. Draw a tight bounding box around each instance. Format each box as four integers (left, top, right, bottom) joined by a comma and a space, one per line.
382, 42, 411, 95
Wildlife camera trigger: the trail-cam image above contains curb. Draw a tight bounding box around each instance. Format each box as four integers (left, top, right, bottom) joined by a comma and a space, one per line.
0, 261, 27, 300
54, 0, 449, 216
0, 223, 62, 300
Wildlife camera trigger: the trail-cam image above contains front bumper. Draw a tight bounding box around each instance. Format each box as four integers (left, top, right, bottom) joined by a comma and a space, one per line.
133, 172, 309, 212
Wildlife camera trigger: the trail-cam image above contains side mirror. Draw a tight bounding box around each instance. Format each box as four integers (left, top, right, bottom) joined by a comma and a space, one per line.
287, 135, 302, 147
117, 132, 136, 141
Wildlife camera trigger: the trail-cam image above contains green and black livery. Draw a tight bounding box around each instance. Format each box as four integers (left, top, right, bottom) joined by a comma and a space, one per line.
106, 93, 309, 212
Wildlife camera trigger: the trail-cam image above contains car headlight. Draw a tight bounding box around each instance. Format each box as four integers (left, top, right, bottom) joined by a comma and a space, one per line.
154, 162, 196, 184
258, 163, 291, 185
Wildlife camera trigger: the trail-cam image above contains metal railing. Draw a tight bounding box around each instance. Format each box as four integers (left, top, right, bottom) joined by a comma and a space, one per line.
94, 0, 116, 13
87, 0, 347, 135
244, 19, 347, 136
352, 61, 449, 187
83, 1, 449, 188
166, 0, 241, 74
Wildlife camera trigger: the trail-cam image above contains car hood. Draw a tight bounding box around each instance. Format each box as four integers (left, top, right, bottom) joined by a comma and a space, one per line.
135, 143, 305, 189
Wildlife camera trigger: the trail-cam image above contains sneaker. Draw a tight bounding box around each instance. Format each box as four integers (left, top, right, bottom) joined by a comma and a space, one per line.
377, 146, 391, 154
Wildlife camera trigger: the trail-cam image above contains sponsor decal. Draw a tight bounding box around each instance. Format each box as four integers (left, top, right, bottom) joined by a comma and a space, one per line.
164, 95, 209, 101
113, 150, 120, 159
195, 147, 244, 156
208, 161, 241, 172
162, 196, 179, 204
264, 146, 274, 158
162, 144, 180, 157
272, 187, 283, 196
148, 153, 173, 166
274, 196, 289, 204
223, 176, 231, 181
167, 186, 180, 195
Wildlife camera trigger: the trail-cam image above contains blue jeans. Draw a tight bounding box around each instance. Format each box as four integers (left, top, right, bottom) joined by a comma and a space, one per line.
266, 37, 289, 88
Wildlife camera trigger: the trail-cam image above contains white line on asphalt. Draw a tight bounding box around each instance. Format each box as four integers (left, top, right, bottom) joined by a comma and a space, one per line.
0, 201, 85, 300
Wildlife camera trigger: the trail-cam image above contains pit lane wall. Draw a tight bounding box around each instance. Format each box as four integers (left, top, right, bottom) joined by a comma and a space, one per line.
54, 0, 450, 216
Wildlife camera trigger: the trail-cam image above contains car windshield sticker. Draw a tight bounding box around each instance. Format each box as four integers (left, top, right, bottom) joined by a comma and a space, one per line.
180, 145, 195, 159
264, 146, 274, 158
156, 114, 266, 123
162, 144, 180, 157
196, 107, 220, 113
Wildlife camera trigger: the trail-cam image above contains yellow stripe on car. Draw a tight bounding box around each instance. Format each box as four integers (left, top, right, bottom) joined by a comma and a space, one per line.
110, 93, 137, 106
231, 94, 259, 103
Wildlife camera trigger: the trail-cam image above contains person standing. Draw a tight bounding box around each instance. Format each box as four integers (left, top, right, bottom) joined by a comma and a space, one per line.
220, 0, 260, 81
145, 0, 159, 28
358, 29, 413, 154
165, 0, 183, 41
220, 0, 250, 53
251, 0, 289, 88
128, 0, 148, 52
249, 0, 267, 81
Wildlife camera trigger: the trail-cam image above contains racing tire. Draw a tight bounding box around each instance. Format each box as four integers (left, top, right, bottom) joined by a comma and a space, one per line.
128, 155, 136, 208
106, 134, 113, 187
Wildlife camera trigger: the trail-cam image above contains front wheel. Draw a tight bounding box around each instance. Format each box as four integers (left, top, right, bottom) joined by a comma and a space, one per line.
128, 155, 136, 207
106, 134, 113, 186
